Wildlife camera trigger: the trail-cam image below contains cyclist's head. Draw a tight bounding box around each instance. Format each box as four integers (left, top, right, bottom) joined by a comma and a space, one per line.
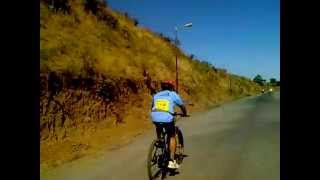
161, 80, 175, 91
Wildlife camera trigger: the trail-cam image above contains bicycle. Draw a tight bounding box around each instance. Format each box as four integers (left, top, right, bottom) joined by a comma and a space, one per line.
147, 113, 188, 180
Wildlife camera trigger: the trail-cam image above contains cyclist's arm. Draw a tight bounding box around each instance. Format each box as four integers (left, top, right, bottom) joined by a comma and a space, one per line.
172, 92, 188, 116
178, 104, 187, 116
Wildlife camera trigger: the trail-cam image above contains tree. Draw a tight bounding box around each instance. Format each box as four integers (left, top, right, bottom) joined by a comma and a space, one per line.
162, 36, 172, 43
253, 74, 266, 86
44, 0, 71, 14
253, 74, 263, 82
124, 12, 129, 18
133, 18, 139, 26
269, 78, 277, 86
84, 0, 107, 15
270, 78, 277, 84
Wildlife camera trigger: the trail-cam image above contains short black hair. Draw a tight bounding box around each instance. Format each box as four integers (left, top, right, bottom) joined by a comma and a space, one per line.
161, 82, 173, 91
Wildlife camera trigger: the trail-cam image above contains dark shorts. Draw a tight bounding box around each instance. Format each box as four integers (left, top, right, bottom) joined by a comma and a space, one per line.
153, 121, 175, 139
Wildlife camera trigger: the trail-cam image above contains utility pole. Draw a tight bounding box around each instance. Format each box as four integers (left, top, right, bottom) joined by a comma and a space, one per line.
175, 26, 179, 92
174, 22, 192, 93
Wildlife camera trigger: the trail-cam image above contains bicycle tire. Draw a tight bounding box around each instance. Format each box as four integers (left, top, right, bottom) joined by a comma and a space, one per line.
175, 127, 184, 164
147, 140, 162, 180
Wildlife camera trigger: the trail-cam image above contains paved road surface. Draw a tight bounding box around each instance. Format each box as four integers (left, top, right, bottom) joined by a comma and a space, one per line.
41, 92, 280, 180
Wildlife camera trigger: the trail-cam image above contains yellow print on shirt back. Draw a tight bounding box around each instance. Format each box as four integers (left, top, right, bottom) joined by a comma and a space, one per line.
155, 99, 170, 112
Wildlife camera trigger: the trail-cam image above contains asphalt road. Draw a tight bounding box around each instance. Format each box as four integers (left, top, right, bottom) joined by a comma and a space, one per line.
41, 92, 280, 180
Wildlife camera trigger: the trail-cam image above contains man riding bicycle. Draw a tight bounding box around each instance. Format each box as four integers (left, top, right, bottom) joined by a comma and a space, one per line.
150, 80, 188, 169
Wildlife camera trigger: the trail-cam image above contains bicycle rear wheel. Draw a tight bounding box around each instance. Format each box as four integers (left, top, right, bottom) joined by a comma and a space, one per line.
175, 127, 184, 164
147, 140, 163, 180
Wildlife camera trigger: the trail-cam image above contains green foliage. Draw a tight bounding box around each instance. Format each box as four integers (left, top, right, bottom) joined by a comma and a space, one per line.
163, 36, 172, 43
200, 60, 213, 72
133, 18, 139, 26
84, 0, 107, 14
121, 11, 139, 26
217, 68, 227, 74
268, 78, 279, 86
270, 78, 277, 84
253, 74, 266, 86
124, 12, 129, 18
83, 0, 118, 29
41, 0, 72, 14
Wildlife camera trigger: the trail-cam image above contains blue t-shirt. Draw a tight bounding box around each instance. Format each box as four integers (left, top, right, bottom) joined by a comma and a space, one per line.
150, 90, 184, 123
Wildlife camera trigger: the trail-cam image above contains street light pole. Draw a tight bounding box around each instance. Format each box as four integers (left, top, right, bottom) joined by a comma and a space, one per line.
174, 23, 192, 93
175, 26, 179, 92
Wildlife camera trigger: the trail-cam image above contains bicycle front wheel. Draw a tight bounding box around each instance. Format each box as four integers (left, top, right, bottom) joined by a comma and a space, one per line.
147, 140, 163, 180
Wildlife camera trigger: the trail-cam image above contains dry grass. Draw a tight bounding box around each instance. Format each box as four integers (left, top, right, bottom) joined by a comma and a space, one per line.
40, 1, 196, 81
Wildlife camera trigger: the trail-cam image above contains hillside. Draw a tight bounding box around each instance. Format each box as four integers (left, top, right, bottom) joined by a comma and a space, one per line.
40, 0, 262, 170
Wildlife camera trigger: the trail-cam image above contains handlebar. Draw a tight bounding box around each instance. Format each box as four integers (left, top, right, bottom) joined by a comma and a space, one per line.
172, 112, 190, 117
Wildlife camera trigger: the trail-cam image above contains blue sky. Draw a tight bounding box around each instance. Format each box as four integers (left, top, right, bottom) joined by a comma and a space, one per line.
108, 0, 279, 80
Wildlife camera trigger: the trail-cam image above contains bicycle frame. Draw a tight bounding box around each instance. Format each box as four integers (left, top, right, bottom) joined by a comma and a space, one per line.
148, 113, 188, 179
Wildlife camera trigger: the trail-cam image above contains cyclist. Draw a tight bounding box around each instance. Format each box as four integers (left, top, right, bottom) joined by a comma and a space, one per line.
150, 80, 188, 169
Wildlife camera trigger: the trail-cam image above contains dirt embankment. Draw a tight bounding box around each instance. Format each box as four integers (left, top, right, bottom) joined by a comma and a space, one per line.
40, 71, 260, 170
40, 71, 198, 169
